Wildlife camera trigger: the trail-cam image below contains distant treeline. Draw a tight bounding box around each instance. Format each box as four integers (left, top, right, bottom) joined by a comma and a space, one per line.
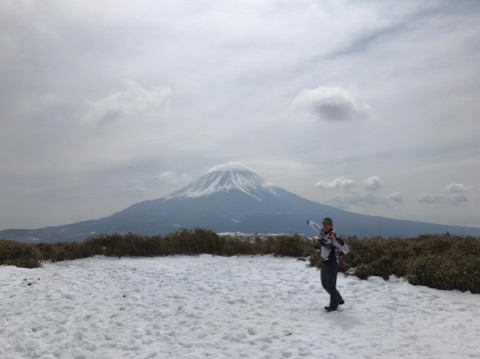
1, 229, 479, 294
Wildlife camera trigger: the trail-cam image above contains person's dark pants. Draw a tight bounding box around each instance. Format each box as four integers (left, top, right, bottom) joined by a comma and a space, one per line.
321, 260, 343, 308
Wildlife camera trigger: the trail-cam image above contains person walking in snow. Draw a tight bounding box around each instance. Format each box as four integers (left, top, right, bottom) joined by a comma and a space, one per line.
307, 217, 349, 312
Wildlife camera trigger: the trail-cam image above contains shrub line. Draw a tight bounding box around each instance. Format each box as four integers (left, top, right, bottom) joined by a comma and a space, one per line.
1, 229, 479, 294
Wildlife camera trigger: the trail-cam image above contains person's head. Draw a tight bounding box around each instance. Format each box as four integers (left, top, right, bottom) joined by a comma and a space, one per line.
322, 217, 333, 229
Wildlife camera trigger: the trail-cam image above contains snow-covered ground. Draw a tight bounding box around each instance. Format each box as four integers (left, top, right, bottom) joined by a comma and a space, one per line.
1, 255, 479, 359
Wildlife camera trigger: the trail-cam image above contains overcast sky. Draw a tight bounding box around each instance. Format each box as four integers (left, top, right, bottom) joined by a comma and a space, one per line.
1, 0, 479, 230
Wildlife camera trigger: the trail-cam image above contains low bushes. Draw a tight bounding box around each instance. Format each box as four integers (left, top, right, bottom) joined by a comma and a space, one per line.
337, 234, 480, 293
0, 240, 42, 268
0, 229, 315, 268
1, 231, 479, 293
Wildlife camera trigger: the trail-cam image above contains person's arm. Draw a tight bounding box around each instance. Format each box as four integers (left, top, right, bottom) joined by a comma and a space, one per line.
333, 235, 349, 254
306, 220, 322, 235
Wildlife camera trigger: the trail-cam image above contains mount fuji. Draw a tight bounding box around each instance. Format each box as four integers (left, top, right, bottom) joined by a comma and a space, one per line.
2, 162, 480, 243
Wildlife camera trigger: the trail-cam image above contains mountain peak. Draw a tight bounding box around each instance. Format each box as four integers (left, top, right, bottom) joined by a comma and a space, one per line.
165, 162, 279, 201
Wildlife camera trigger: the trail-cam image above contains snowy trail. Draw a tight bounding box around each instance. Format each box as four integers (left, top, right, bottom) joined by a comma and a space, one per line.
1, 255, 479, 359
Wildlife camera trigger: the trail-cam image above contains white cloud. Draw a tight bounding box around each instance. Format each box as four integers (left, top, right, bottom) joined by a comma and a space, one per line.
443, 183, 474, 193
363, 176, 383, 191
315, 177, 355, 191
291, 86, 371, 122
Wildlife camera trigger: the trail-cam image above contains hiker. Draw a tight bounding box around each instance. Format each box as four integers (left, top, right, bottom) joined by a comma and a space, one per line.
307, 217, 349, 312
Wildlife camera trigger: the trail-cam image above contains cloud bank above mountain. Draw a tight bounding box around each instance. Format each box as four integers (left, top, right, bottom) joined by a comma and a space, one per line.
0, 1, 479, 229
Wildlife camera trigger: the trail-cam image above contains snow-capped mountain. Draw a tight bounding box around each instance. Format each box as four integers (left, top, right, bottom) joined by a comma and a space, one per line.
2, 162, 480, 243
165, 162, 280, 201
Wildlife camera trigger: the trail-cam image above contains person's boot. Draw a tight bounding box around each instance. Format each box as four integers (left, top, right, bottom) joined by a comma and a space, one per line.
339, 298, 345, 305
324, 305, 337, 312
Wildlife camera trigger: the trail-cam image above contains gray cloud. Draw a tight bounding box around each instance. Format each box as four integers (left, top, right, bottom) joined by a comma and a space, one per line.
418, 182, 474, 206
317, 175, 403, 209
363, 176, 383, 191
327, 190, 407, 209
81, 81, 171, 127
157, 171, 192, 190
387, 192, 404, 204
291, 86, 371, 122
418, 193, 468, 205
329, 192, 384, 208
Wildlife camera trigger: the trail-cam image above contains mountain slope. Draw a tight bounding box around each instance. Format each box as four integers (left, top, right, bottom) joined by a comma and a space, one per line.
1, 162, 480, 243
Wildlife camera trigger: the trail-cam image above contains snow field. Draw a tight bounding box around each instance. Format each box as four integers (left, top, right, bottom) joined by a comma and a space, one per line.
1, 255, 479, 359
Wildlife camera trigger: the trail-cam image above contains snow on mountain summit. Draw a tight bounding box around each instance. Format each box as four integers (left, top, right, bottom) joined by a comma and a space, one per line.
207, 162, 252, 173
165, 162, 280, 201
